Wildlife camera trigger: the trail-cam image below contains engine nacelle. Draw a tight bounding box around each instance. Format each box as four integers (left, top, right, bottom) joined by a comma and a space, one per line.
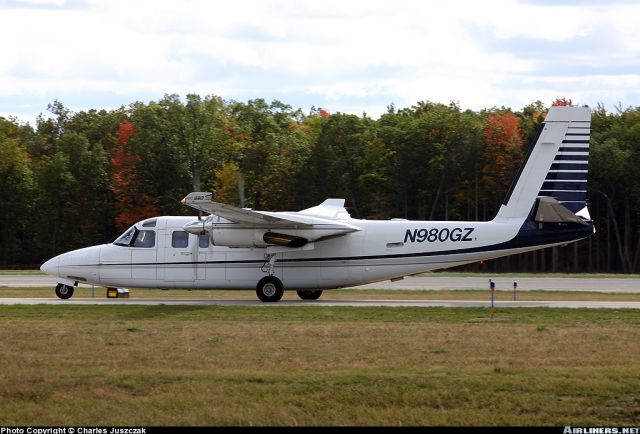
211, 229, 269, 248
209, 229, 307, 248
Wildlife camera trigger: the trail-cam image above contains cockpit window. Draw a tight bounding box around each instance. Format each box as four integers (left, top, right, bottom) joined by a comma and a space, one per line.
113, 227, 156, 248
114, 226, 136, 247
133, 230, 155, 248
142, 219, 157, 228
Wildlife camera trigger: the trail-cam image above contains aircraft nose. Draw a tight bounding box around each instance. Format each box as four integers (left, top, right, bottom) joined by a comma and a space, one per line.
57, 246, 101, 284
40, 257, 59, 276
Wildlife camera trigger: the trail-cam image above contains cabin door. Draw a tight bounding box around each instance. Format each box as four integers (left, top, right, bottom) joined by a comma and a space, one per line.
162, 229, 196, 285
195, 234, 226, 284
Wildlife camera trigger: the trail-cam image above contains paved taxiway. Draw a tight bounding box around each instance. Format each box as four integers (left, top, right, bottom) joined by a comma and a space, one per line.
0, 275, 83, 287
354, 276, 640, 292
0, 297, 639, 308
2, 274, 640, 292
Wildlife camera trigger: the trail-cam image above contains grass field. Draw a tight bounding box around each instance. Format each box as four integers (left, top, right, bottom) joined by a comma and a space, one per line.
1, 305, 639, 426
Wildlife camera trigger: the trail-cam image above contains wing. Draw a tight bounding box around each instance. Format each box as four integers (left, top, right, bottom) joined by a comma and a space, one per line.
182, 192, 289, 225
181, 192, 361, 231
181, 192, 361, 248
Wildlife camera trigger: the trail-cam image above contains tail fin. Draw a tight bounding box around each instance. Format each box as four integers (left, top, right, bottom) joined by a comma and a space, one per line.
494, 106, 591, 221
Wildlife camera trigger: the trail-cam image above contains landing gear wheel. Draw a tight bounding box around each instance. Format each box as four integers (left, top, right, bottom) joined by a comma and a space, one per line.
256, 276, 284, 302
296, 290, 323, 300
55, 283, 74, 300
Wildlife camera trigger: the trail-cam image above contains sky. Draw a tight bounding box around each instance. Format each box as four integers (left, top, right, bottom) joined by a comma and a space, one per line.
1, 0, 640, 124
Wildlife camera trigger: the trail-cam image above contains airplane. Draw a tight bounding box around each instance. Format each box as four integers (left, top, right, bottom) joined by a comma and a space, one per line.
40, 106, 594, 302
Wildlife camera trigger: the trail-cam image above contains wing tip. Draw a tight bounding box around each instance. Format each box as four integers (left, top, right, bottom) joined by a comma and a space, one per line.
182, 192, 213, 204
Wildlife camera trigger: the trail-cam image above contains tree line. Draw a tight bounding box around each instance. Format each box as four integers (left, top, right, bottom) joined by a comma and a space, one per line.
1, 95, 639, 273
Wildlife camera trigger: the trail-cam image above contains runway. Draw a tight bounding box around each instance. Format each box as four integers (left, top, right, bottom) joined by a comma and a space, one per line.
2, 273, 639, 291
352, 276, 640, 292
1, 297, 640, 309
0, 275, 79, 287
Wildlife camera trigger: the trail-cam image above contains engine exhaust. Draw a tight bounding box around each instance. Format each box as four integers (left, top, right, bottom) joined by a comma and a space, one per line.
263, 232, 308, 248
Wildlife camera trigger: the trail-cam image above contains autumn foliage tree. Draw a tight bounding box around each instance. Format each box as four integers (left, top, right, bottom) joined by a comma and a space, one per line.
551, 97, 574, 107
481, 113, 525, 210
109, 119, 157, 231
213, 161, 242, 206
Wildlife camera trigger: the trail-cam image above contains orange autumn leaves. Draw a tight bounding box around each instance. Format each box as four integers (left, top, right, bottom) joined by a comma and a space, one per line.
109, 119, 157, 230
481, 113, 525, 202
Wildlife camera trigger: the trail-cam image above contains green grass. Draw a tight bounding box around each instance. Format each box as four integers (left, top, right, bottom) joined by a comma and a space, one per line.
1, 305, 640, 426
2, 303, 640, 323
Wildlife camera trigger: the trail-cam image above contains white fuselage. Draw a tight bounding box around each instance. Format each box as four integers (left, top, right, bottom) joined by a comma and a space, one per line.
41, 214, 577, 291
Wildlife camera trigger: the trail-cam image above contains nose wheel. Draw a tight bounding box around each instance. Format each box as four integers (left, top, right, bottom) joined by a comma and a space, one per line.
55, 283, 74, 300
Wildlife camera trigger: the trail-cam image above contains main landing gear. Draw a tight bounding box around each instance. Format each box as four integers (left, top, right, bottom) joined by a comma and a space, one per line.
256, 276, 284, 302
55, 283, 74, 300
296, 290, 323, 300
255, 277, 324, 302
257, 253, 323, 302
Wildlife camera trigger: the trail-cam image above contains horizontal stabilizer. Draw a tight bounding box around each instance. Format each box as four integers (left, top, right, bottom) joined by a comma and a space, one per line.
533, 196, 588, 225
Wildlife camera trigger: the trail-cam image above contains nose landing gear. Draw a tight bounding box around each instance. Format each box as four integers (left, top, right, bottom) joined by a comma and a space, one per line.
55, 283, 75, 300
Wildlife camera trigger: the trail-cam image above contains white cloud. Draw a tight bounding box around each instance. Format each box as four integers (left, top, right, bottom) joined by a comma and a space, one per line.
471, 0, 596, 41
1, 0, 639, 122
14, 0, 66, 5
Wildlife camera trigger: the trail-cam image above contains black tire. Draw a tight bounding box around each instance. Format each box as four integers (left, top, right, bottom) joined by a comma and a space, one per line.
296, 290, 323, 300
256, 276, 284, 302
55, 283, 74, 300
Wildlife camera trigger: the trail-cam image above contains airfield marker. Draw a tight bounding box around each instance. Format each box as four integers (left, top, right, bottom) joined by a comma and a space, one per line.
489, 279, 495, 308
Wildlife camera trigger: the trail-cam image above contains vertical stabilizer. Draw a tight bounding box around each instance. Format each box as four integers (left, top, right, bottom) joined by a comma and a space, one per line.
494, 106, 591, 221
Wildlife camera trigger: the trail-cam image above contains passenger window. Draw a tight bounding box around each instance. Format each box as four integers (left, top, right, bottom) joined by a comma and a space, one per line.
133, 230, 156, 248
198, 234, 210, 249
172, 231, 189, 248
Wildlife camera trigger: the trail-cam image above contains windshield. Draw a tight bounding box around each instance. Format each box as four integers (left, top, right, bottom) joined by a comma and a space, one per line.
114, 226, 156, 248
114, 226, 137, 247
133, 230, 155, 248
